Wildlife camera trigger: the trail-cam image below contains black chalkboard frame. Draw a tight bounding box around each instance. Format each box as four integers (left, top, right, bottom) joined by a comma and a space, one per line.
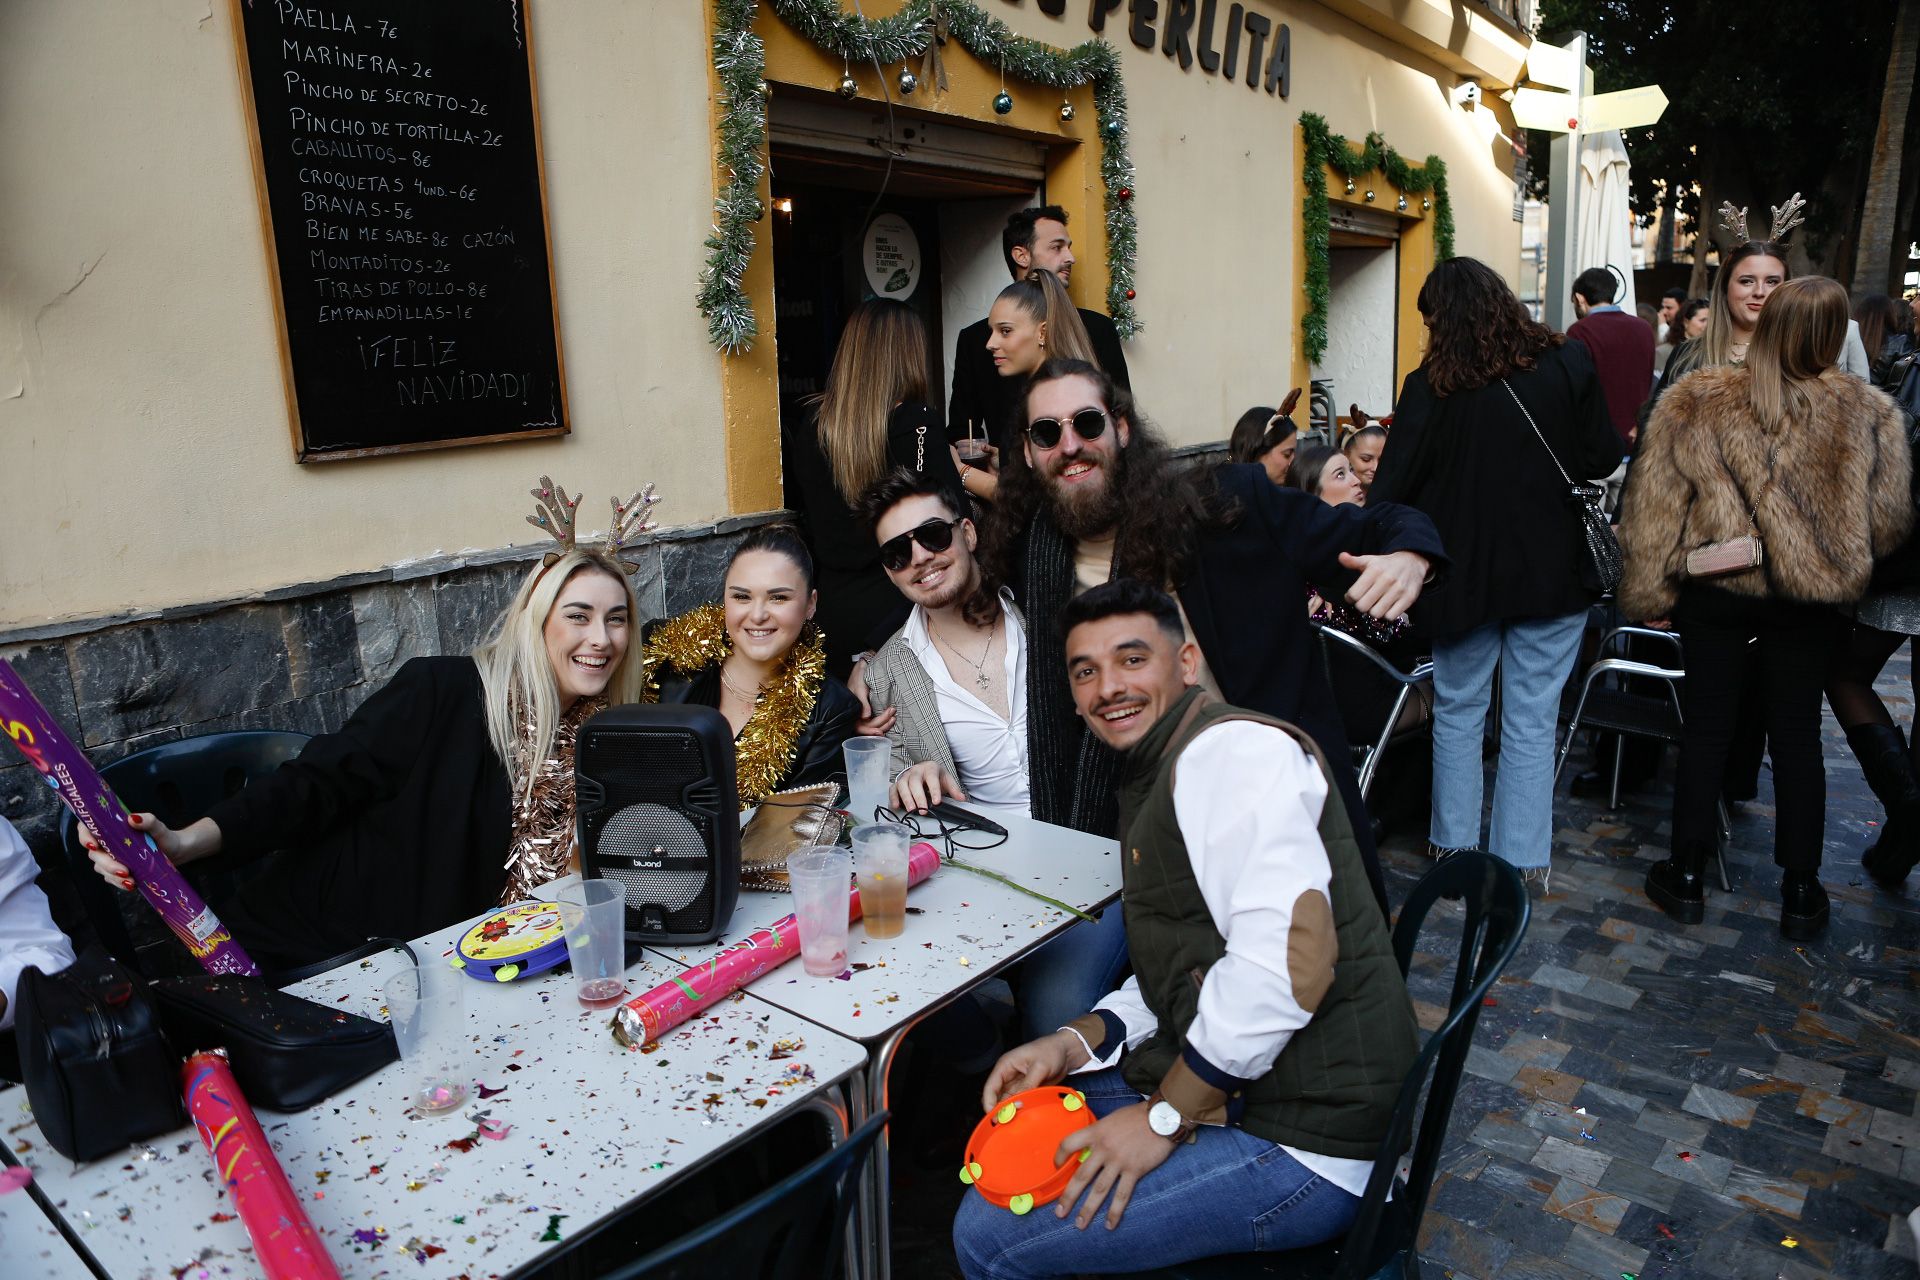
226, 0, 571, 463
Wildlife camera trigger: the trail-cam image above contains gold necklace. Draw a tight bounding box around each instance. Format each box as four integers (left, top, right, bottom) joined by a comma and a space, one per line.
720, 665, 763, 702
931, 615, 997, 692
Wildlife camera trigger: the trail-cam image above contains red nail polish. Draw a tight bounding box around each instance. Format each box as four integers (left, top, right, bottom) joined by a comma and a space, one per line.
121, 878, 135, 889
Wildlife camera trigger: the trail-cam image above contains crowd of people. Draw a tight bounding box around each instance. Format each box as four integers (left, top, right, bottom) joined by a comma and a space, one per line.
24, 200, 1918, 1275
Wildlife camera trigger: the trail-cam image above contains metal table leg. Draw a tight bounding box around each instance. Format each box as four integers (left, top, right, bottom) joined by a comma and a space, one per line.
865, 1020, 921, 1280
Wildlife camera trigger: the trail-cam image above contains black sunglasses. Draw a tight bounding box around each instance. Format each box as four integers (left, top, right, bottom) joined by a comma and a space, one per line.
878, 517, 963, 573
1025, 408, 1110, 450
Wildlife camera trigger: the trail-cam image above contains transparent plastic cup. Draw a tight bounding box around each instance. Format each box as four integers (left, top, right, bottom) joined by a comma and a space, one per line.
787, 844, 852, 977
557, 878, 629, 1009
851, 822, 911, 940
383, 962, 469, 1115
843, 738, 892, 825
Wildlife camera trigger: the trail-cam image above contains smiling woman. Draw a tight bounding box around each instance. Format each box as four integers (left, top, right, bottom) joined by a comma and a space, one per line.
81, 498, 655, 970
638, 524, 861, 805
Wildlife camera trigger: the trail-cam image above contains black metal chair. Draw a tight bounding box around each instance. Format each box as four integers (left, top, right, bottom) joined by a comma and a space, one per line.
1131, 852, 1530, 1280
601, 1110, 887, 1280
57, 731, 308, 978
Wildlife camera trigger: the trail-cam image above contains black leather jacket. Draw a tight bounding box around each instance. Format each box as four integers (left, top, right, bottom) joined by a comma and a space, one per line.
648, 663, 861, 797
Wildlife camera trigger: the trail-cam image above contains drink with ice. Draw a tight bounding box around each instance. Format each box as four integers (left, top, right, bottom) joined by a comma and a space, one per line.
852, 822, 911, 940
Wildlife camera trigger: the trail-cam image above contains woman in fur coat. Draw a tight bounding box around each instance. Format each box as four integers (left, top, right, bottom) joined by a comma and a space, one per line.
1618, 277, 1911, 940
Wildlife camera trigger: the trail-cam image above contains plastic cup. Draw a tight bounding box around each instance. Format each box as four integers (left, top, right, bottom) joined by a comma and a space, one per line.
383, 962, 469, 1115
843, 737, 892, 825
851, 822, 911, 940
557, 878, 629, 1009
787, 844, 852, 977
956, 437, 993, 471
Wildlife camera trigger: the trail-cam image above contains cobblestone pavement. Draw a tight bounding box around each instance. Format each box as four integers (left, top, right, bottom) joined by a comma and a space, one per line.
892, 659, 1920, 1279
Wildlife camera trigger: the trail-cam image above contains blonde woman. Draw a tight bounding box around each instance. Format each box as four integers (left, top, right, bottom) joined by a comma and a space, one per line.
83, 485, 652, 969
783, 298, 962, 676
1620, 277, 1910, 938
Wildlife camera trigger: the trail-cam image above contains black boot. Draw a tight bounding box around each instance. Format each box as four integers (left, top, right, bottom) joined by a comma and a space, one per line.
1848, 723, 1920, 889
1779, 869, 1830, 940
1645, 845, 1706, 924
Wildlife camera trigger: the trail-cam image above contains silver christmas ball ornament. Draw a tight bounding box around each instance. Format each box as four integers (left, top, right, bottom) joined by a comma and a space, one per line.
837, 73, 858, 99
1059, 101, 1076, 123
1364, 189, 1376, 202
993, 90, 1014, 115
898, 70, 917, 95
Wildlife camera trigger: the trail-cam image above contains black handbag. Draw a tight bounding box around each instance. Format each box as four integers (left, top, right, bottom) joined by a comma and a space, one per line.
152, 965, 402, 1113
1503, 378, 1624, 594
15, 949, 184, 1161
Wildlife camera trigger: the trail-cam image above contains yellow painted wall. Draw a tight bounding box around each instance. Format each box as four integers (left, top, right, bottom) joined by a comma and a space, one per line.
0, 0, 1523, 630
0, 0, 729, 629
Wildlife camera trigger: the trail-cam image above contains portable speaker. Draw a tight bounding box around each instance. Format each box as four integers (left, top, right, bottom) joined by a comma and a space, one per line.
576, 704, 740, 945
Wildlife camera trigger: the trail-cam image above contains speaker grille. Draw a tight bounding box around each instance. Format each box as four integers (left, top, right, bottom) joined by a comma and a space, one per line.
598, 803, 709, 913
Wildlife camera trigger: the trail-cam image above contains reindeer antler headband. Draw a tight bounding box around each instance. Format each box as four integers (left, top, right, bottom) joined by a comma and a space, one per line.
525, 475, 663, 576
1717, 192, 1809, 246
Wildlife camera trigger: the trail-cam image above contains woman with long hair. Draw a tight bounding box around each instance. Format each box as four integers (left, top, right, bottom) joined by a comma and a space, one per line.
782, 298, 961, 676
1620, 278, 1911, 934
83, 488, 652, 968
1370, 258, 1622, 890
1658, 242, 1788, 392
638, 524, 859, 805
1227, 405, 1298, 485
1855, 293, 1913, 379
1655, 299, 1710, 376
1291, 443, 1366, 507
956, 268, 1103, 505
1343, 424, 1388, 495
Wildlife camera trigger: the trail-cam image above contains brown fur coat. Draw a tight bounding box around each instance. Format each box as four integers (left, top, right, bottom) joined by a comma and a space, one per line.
1617, 367, 1911, 621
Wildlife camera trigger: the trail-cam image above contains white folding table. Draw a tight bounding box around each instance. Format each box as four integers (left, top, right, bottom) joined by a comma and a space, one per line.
9, 923, 866, 1279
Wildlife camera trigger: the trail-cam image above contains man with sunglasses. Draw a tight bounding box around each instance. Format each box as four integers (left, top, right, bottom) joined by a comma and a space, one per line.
953, 580, 1417, 1277
947, 205, 1130, 448
979, 359, 1448, 916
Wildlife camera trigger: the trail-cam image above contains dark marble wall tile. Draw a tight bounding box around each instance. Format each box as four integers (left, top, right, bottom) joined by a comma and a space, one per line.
351, 580, 440, 685
433, 562, 527, 655
68, 608, 293, 747
661, 530, 746, 618
285, 594, 360, 697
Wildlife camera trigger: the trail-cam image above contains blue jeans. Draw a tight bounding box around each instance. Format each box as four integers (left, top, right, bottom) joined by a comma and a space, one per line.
1429, 610, 1588, 869
1016, 907, 1131, 1043
952, 1068, 1360, 1280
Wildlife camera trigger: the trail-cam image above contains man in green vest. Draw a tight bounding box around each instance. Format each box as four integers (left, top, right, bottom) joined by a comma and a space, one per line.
953, 579, 1418, 1279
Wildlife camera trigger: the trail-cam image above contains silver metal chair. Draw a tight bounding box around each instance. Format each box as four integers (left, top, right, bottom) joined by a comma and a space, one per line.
1316, 624, 1435, 801
1555, 625, 1732, 891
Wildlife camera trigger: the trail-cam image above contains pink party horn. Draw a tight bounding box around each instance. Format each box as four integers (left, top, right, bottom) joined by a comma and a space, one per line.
611, 840, 939, 1046
184, 1051, 341, 1280
0, 662, 256, 976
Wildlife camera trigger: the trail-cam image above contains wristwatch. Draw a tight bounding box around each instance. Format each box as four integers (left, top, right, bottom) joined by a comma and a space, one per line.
1146, 1094, 1197, 1144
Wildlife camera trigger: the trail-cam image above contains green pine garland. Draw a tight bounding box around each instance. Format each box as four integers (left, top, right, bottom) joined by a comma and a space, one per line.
1299, 112, 1453, 365
700, 0, 1141, 352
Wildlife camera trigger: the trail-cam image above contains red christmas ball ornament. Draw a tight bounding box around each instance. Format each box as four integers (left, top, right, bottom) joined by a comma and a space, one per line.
1125, 288, 1136, 300
1117, 186, 1133, 202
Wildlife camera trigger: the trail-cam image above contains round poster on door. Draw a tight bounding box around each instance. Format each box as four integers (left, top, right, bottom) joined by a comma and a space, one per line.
863, 214, 921, 299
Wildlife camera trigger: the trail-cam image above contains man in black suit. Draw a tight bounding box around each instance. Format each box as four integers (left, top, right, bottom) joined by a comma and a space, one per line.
978, 358, 1448, 916
948, 205, 1130, 447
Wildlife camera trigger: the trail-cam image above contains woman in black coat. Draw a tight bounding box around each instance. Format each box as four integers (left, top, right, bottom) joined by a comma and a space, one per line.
782, 298, 962, 676
1371, 259, 1622, 890
639, 524, 859, 805
82, 526, 653, 969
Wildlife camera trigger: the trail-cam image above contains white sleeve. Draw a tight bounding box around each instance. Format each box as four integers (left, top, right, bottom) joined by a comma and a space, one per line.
1172, 721, 1334, 1084
0, 819, 77, 1030
1063, 975, 1157, 1073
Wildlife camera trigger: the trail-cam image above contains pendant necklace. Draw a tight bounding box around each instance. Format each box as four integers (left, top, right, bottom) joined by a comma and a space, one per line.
720, 665, 764, 703
933, 616, 997, 692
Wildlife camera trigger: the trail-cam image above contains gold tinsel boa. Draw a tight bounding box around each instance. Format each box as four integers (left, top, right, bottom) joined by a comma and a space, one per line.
500, 693, 605, 905
639, 602, 827, 808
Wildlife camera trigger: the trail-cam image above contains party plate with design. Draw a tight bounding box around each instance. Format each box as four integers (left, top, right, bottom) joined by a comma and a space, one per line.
452, 901, 570, 983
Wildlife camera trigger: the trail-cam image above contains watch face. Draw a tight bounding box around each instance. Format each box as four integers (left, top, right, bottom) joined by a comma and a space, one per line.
1148, 1101, 1181, 1137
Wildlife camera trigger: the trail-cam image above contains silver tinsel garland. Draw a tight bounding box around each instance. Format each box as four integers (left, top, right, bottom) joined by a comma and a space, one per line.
699, 0, 1140, 352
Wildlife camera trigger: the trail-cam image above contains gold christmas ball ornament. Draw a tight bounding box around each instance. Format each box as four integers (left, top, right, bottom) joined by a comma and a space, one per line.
837, 73, 858, 99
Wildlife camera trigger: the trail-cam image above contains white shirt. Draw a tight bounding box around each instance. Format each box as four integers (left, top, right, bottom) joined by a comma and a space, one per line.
901, 593, 1031, 813
0, 817, 76, 1031
1073, 720, 1376, 1197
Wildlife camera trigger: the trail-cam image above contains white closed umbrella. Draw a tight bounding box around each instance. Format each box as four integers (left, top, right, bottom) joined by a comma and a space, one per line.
1577, 129, 1637, 312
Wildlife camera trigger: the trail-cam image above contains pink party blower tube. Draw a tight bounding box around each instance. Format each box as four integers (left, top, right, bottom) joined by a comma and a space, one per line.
611, 840, 940, 1047
184, 1051, 342, 1280
0, 661, 257, 976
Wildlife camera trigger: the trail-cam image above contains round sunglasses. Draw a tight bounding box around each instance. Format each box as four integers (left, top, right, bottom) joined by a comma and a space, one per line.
878, 517, 963, 572
1025, 408, 1110, 450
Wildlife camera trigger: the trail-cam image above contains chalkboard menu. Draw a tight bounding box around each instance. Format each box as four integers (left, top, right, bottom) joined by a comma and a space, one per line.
230, 0, 568, 461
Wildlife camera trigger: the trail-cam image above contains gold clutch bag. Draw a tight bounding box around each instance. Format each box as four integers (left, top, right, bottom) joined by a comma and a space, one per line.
739, 782, 846, 891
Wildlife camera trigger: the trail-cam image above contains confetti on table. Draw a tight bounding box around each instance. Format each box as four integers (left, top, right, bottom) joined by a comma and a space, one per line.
0, 1165, 30, 1195
478, 1119, 512, 1141
537, 1214, 567, 1242
475, 1082, 509, 1099
1781, 1236, 1798, 1249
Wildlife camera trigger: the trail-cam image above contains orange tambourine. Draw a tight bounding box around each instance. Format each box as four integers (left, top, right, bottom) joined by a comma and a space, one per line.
959, 1086, 1096, 1215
